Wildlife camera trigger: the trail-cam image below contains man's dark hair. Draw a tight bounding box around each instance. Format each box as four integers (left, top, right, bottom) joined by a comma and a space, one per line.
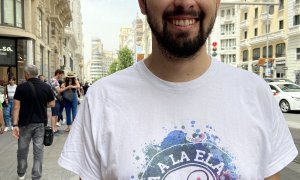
55, 69, 64, 76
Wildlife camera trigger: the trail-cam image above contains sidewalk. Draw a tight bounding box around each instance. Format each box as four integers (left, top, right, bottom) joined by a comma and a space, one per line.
0, 124, 78, 180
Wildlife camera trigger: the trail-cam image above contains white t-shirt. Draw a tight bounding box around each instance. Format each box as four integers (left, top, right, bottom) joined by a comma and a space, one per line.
58, 59, 298, 180
7, 84, 17, 99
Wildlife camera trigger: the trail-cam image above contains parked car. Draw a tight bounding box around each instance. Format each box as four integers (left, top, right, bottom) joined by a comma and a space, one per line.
269, 82, 300, 113
264, 78, 294, 83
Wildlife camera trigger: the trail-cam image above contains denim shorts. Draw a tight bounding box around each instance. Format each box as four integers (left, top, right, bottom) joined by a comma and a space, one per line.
51, 100, 60, 116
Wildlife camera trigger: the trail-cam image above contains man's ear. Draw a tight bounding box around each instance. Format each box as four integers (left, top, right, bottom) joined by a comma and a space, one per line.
138, 0, 147, 15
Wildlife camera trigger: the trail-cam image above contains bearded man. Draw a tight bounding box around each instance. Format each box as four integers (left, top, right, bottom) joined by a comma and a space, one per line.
59, 1, 297, 180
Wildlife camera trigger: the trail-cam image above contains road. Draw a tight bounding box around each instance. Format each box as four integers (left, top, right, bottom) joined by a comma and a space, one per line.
281, 111, 300, 180
0, 111, 299, 180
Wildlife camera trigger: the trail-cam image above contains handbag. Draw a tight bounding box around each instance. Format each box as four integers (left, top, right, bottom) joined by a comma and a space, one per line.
55, 93, 64, 103
44, 126, 54, 146
28, 81, 54, 146
63, 89, 74, 102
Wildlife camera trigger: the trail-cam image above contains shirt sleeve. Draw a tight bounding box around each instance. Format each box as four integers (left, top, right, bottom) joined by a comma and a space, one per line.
47, 87, 55, 102
58, 96, 101, 180
264, 96, 298, 177
13, 85, 22, 101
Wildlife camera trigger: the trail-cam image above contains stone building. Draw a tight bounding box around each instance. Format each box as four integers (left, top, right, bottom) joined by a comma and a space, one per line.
0, 0, 72, 84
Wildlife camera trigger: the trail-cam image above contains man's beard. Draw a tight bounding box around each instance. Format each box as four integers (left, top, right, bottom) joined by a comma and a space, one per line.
146, 6, 216, 60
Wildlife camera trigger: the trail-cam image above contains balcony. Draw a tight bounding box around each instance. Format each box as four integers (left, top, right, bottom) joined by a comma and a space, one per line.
249, 30, 286, 45
261, 13, 273, 22
240, 39, 249, 48
288, 25, 300, 36
240, 20, 249, 29
295, 1, 300, 13
240, 5, 249, 11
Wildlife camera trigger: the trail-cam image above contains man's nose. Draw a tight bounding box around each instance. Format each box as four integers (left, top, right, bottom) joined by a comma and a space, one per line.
173, 0, 196, 10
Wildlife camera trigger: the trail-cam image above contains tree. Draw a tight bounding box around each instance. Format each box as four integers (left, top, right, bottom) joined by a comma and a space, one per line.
108, 47, 133, 75
108, 60, 119, 75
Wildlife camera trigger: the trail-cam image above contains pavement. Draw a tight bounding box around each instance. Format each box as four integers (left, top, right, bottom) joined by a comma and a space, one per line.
0, 124, 78, 180
0, 114, 299, 180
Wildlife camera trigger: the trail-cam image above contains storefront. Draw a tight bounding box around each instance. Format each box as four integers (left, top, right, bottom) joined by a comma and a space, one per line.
0, 37, 34, 85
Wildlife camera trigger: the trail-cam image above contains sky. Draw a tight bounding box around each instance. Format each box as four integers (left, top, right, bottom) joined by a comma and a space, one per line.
81, 0, 141, 61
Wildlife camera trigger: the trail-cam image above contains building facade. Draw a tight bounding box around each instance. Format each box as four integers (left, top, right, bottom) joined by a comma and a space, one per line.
217, 4, 240, 67
87, 38, 115, 83
62, 0, 84, 81
287, 0, 300, 84
0, 0, 73, 84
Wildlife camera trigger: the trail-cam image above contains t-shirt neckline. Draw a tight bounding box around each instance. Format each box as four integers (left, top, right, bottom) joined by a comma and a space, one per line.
137, 57, 217, 91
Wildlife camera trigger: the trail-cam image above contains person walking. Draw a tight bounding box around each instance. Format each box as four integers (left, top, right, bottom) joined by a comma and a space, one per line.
59, 0, 297, 179
3, 76, 17, 131
12, 65, 55, 180
50, 69, 65, 134
0, 102, 5, 134
61, 72, 80, 132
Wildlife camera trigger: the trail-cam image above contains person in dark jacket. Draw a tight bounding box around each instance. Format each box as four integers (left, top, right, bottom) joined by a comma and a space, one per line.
12, 65, 55, 180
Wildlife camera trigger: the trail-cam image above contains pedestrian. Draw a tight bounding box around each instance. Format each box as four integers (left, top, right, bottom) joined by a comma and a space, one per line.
59, 0, 298, 179
57, 79, 65, 126
61, 72, 80, 132
12, 65, 55, 180
50, 69, 66, 134
0, 102, 5, 134
82, 82, 89, 95
3, 76, 17, 131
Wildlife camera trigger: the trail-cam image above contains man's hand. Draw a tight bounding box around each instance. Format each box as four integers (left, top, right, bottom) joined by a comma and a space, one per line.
12, 127, 20, 139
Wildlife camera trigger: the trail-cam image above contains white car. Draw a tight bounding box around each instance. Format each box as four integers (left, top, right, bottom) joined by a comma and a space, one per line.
269, 82, 300, 113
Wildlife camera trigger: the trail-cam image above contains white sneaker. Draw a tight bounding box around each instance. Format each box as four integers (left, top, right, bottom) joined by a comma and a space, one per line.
19, 174, 25, 180
56, 122, 61, 127
4, 127, 9, 132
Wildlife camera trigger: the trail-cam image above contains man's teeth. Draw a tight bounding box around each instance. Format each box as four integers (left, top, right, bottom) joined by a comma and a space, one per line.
172, 19, 195, 26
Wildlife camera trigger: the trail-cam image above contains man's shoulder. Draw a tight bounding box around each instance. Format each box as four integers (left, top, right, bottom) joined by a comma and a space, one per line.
214, 59, 264, 83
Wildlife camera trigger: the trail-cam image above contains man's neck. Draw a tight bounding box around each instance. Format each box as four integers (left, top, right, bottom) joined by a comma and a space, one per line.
144, 44, 211, 82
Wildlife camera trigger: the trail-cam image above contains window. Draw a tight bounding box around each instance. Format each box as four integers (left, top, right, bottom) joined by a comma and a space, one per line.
4, 0, 14, 26
265, 23, 270, 33
254, 28, 258, 36
297, 48, 300, 60
269, 5, 274, 14
276, 43, 286, 57
0, 0, 23, 27
294, 15, 300, 26
38, 9, 43, 38
253, 48, 260, 60
221, 10, 225, 17
40, 46, 44, 74
16, 0, 22, 27
243, 50, 248, 62
0, 0, 2, 24
244, 12, 247, 20
244, 31, 247, 39
297, 0, 300, 4
254, 8, 258, 19
279, 20, 284, 29
226, 9, 230, 16
263, 46, 273, 58
279, 0, 284, 10
232, 8, 235, 16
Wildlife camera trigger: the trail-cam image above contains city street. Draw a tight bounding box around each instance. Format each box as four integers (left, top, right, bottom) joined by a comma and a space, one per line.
0, 112, 299, 180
